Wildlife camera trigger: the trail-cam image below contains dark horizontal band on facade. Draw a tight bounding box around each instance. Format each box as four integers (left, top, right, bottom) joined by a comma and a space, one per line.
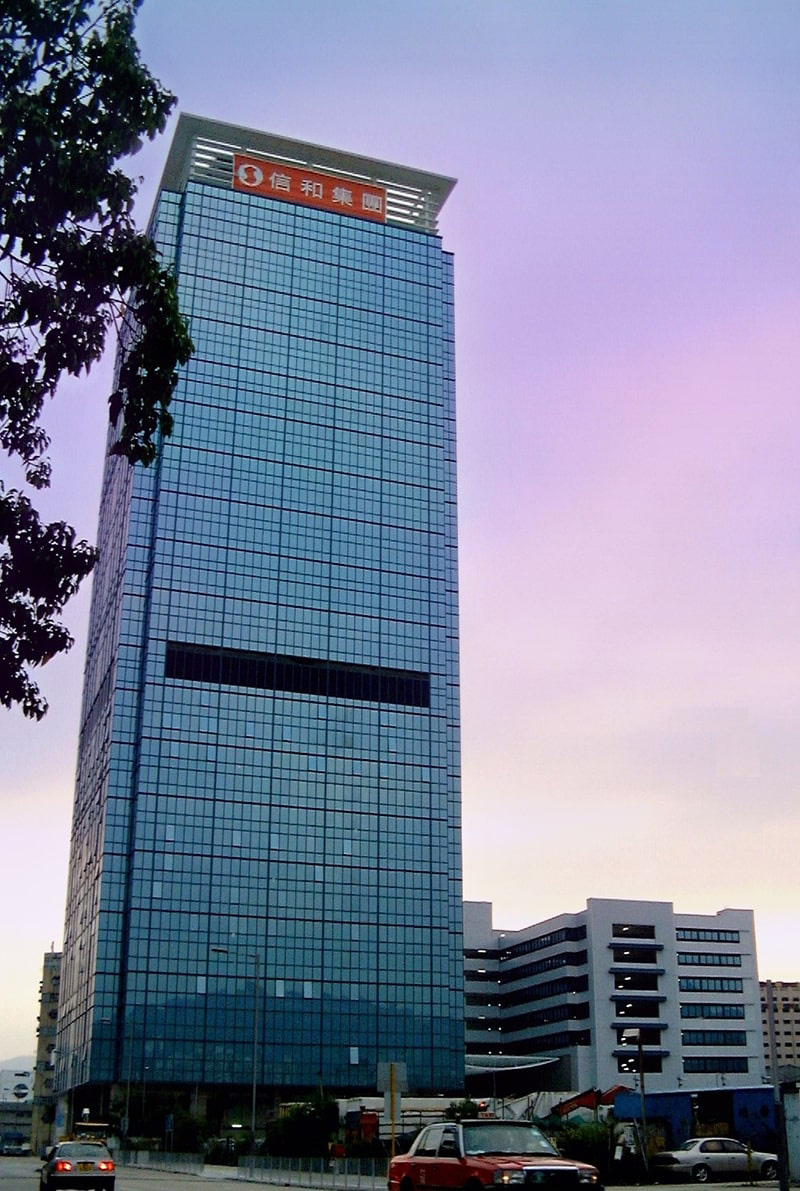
165, 641, 430, 707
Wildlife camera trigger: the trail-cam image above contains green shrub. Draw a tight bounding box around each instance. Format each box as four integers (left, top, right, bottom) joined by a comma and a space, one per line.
264, 1096, 340, 1157
444, 1100, 481, 1121
554, 1120, 615, 1182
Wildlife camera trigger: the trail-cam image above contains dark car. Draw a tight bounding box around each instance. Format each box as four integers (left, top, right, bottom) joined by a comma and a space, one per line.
39, 1141, 115, 1190
652, 1138, 778, 1183
388, 1119, 602, 1191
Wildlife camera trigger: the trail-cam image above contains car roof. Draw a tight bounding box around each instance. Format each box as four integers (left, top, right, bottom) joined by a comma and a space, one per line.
459, 1120, 533, 1126
58, 1140, 108, 1149
417, 1120, 541, 1134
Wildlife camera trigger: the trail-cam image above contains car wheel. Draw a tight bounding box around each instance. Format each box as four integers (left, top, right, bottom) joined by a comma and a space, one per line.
692, 1165, 711, 1183
400, 1178, 415, 1191
761, 1161, 778, 1180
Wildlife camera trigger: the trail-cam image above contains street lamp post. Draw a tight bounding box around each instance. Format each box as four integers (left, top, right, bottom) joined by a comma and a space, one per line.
622, 1028, 648, 1175
141, 1064, 149, 1131
122, 1012, 135, 1145
68, 1052, 78, 1137
211, 946, 261, 1150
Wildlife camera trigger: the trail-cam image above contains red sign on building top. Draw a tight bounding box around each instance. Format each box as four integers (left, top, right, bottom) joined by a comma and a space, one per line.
232, 153, 386, 222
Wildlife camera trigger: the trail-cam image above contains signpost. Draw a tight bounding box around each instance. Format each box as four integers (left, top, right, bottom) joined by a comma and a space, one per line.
377, 1061, 408, 1158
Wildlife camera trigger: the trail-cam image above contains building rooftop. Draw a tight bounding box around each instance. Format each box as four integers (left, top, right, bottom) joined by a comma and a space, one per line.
159, 113, 456, 234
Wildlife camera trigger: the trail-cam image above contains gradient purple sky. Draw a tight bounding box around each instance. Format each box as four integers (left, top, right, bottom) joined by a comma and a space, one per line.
3, 0, 800, 1059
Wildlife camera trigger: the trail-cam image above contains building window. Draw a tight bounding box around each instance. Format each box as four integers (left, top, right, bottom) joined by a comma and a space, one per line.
166, 641, 430, 708
615, 999, 662, 1019
492, 1029, 592, 1054
500, 951, 589, 981
684, 1057, 749, 1074
499, 1001, 591, 1032
618, 1055, 663, 1074
614, 973, 659, 991
612, 947, 659, 964
499, 975, 589, 1007
499, 926, 587, 960
680, 1003, 745, 1019
616, 1027, 662, 1046
681, 1030, 747, 1046
676, 928, 740, 943
677, 952, 742, 967
679, 977, 743, 993
613, 923, 656, 939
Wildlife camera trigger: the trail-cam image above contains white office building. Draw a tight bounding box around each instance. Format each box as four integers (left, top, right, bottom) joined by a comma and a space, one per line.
465, 899, 765, 1092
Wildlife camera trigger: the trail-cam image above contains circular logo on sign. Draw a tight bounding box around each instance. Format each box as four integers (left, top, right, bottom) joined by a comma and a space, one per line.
237, 162, 264, 188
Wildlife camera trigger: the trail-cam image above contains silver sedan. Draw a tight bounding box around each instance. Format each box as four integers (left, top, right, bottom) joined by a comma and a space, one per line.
652, 1137, 778, 1183
39, 1140, 116, 1190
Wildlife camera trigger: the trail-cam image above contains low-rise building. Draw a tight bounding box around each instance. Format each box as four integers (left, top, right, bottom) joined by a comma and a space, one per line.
31, 951, 61, 1155
465, 899, 765, 1093
0, 1067, 33, 1154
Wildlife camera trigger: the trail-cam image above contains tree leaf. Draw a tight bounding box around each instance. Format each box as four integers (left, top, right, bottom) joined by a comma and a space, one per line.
0, 0, 193, 718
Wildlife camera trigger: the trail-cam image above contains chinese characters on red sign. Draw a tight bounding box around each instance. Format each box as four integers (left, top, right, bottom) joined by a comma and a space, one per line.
232, 154, 386, 222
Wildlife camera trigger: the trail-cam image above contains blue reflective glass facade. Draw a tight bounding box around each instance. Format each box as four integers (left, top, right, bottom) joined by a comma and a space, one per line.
58, 121, 463, 1102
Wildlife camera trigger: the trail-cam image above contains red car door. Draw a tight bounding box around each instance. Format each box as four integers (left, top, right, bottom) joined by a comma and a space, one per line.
414, 1125, 445, 1188
436, 1126, 466, 1190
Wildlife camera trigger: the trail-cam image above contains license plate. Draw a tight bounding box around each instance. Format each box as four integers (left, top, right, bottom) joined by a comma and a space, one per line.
77, 1162, 93, 1171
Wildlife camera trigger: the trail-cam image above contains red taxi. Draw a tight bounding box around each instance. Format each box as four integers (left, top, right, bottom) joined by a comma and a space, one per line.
389, 1119, 601, 1191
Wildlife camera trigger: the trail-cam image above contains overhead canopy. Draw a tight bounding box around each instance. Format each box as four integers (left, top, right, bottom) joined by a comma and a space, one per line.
465, 1055, 560, 1075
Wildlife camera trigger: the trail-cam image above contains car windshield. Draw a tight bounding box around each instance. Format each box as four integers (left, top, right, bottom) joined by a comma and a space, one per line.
462, 1123, 559, 1157
57, 1143, 110, 1158
676, 1141, 700, 1152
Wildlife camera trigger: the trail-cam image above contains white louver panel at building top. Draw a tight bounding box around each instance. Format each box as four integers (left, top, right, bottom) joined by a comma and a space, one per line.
160, 114, 456, 235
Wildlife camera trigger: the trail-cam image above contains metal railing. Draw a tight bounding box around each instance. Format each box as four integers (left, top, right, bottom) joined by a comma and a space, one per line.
237, 1155, 386, 1186
117, 1149, 204, 1174
116, 1150, 387, 1187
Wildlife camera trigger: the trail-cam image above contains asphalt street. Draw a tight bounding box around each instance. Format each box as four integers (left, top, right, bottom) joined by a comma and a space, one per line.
0, 1158, 238, 1189
0, 1158, 781, 1191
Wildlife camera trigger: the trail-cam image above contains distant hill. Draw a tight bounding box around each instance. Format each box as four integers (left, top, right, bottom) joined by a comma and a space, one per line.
0, 1056, 36, 1071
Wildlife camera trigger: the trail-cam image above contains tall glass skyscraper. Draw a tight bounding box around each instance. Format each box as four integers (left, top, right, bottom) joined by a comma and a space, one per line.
56, 115, 463, 1119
